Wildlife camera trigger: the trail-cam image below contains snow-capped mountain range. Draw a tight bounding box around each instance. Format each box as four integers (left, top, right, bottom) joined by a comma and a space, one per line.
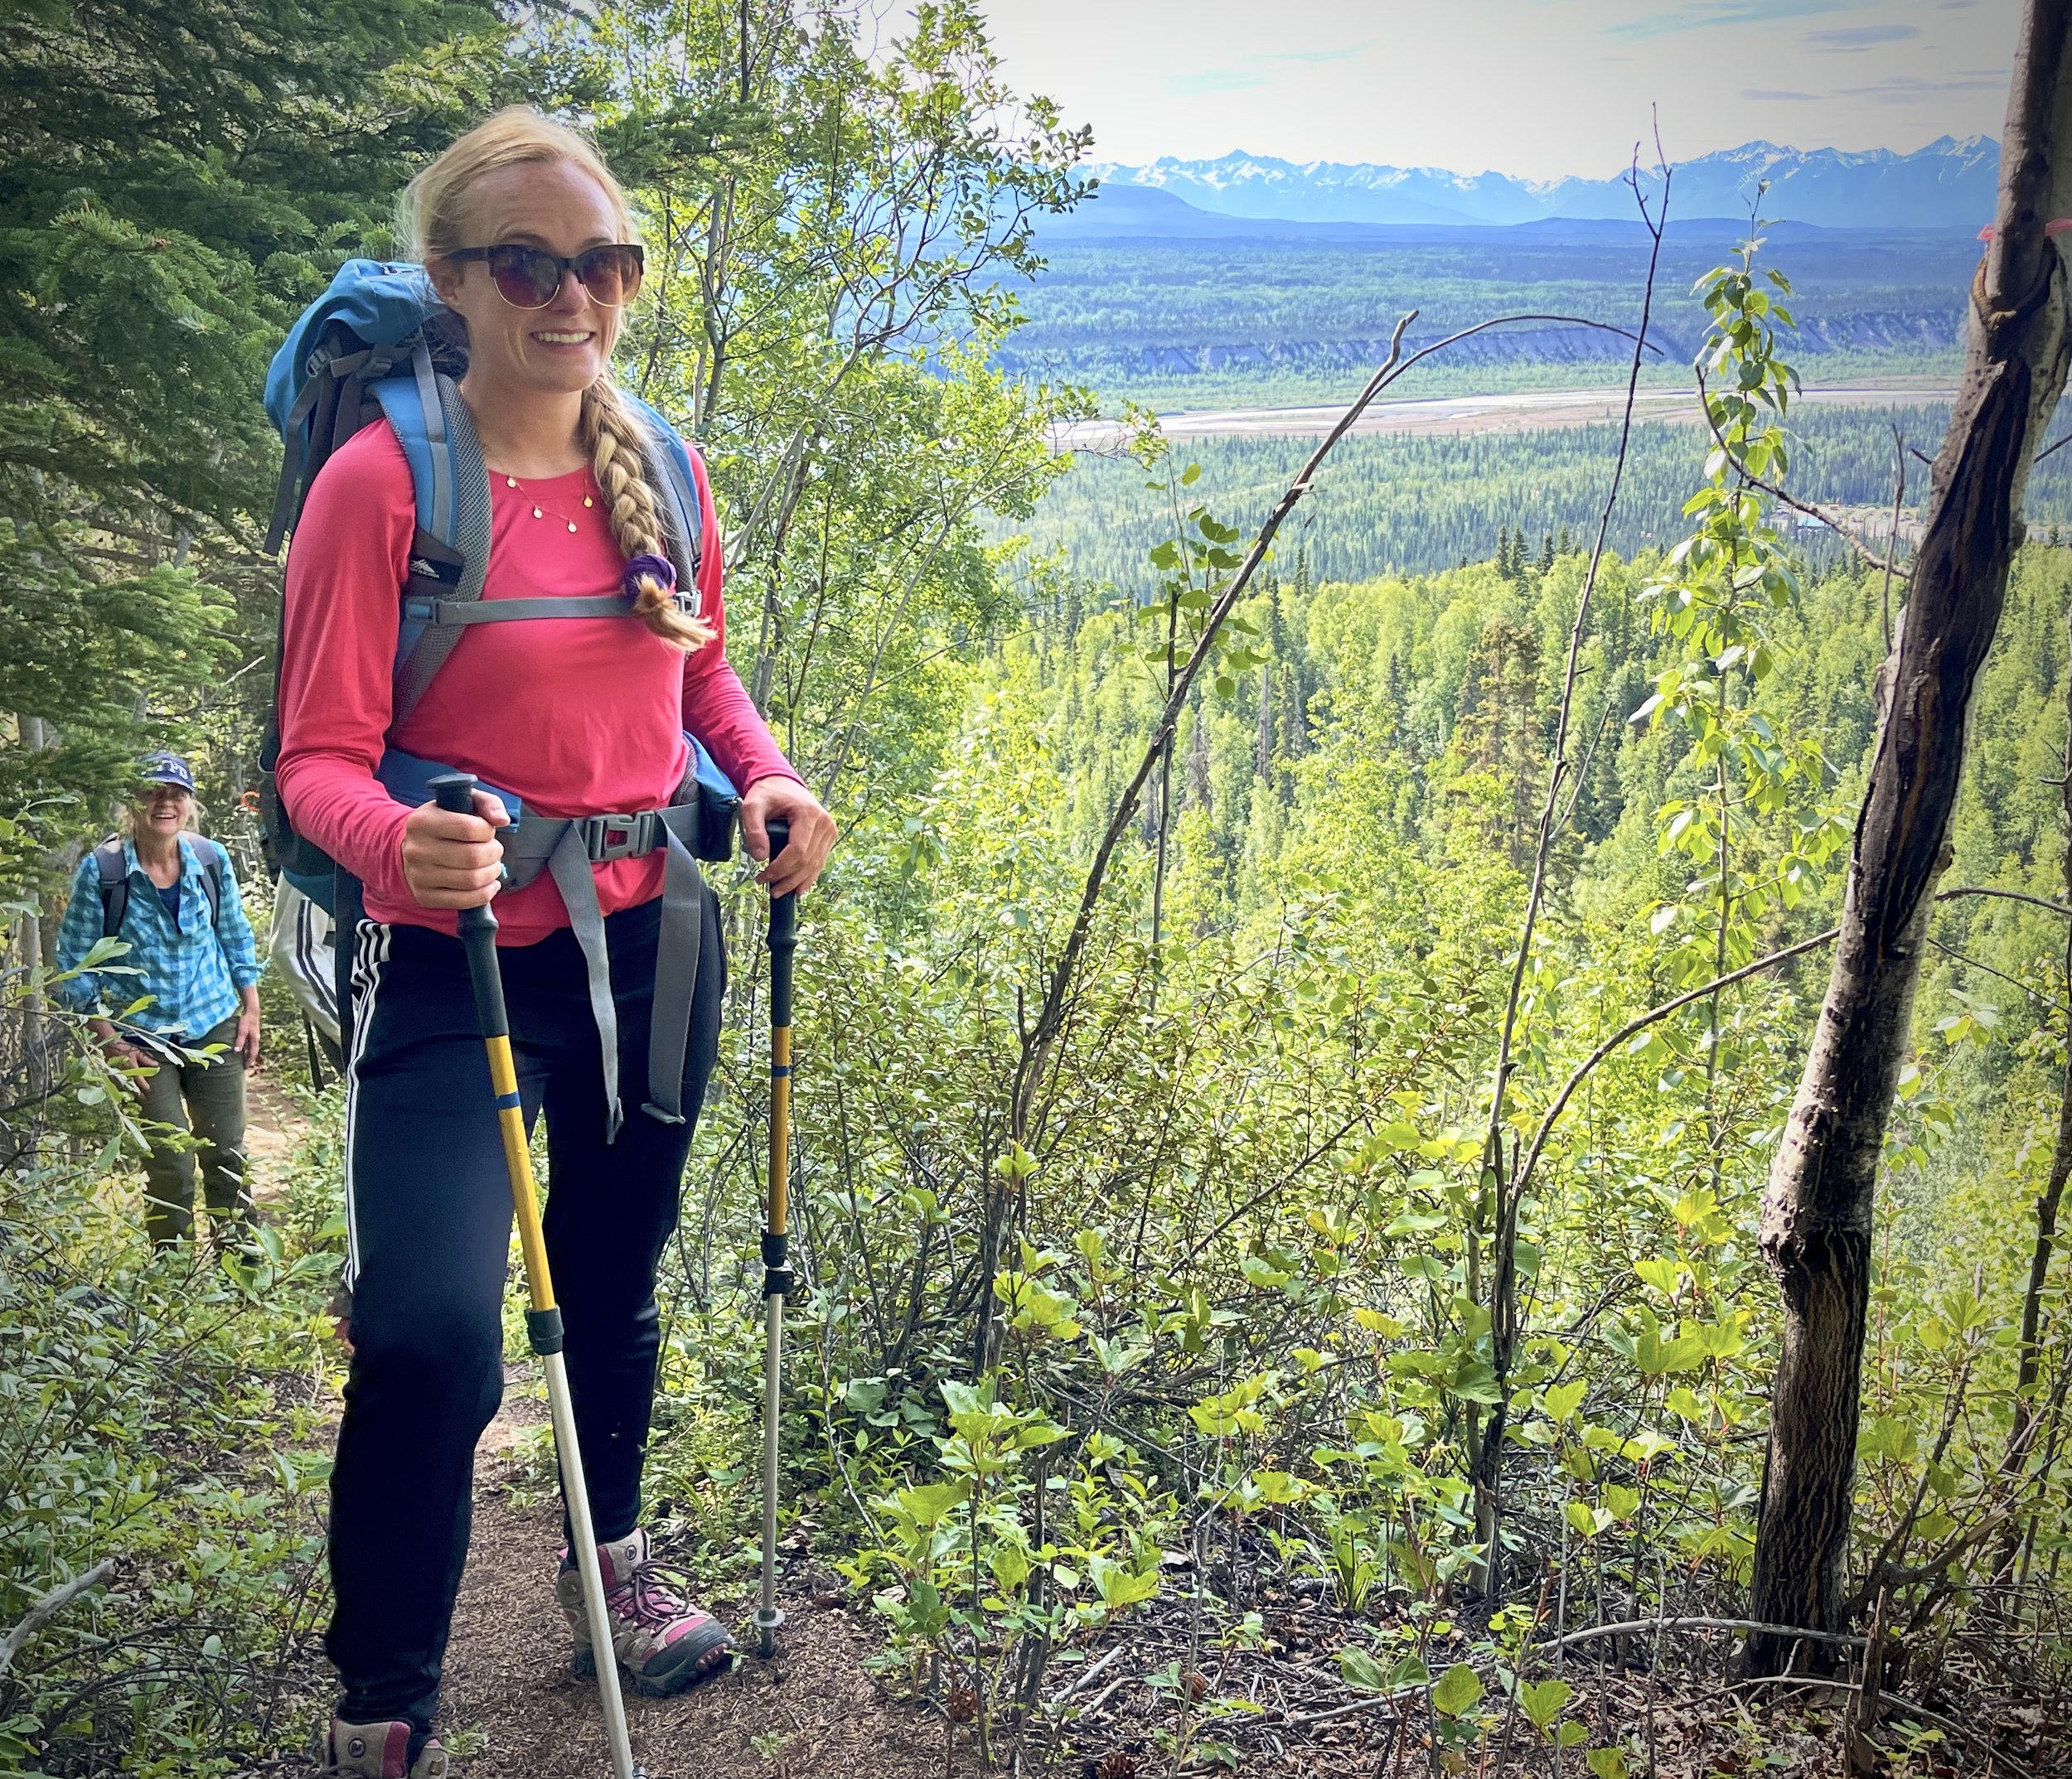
1085, 138, 2000, 230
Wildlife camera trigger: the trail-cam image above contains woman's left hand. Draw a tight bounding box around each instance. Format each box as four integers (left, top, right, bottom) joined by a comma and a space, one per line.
739, 777, 837, 898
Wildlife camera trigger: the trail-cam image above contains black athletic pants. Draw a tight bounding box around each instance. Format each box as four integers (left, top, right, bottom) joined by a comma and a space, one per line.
325, 892, 724, 1732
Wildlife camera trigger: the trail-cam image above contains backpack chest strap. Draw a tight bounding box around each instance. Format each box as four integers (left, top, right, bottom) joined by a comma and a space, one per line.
402, 592, 641, 627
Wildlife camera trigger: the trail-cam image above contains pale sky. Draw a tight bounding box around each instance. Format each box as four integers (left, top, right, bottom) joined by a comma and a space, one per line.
980, 0, 2021, 181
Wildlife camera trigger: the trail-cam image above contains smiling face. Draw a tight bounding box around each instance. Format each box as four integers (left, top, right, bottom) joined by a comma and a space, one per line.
427, 157, 628, 403
133, 782, 192, 842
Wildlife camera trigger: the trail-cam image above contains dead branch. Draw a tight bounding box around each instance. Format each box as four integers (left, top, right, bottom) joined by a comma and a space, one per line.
0, 1559, 114, 1677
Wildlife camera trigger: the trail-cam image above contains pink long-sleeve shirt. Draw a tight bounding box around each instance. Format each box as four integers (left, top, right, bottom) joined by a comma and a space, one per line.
276, 422, 798, 945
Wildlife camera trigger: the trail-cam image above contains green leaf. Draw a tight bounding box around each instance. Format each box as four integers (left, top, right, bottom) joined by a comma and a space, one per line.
1431, 1662, 1484, 1717
1521, 1676, 1572, 1731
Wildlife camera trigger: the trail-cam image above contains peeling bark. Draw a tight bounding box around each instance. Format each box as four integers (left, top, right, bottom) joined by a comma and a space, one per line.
1745, 0, 2072, 1674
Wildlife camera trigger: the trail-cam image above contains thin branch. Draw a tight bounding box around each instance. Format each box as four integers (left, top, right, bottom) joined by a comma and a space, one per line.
1692, 365, 1910, 578
1881, 423, 1906, 653
1926, 934, 2071, 1015
1537, 1615, 1866, 1654
1010, 307, 1654, 1139
1512, 927, 1842, 1206
1484, 135, 1672, 1389
0, 1560, 114, 1676
1934, 884, 2072, 917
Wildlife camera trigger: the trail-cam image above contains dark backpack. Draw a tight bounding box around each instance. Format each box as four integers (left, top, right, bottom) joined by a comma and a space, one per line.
95, 837, 227, 939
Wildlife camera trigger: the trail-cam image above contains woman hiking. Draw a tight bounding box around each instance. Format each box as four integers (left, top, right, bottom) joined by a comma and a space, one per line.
54, 751, 264, 1246
274, 109, 835, 1776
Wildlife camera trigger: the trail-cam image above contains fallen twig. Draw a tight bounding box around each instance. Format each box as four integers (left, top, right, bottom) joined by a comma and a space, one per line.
0, 1559, 115, 1677
1537, 1615, 1867, 1656
1049, 1643, 1125, 1707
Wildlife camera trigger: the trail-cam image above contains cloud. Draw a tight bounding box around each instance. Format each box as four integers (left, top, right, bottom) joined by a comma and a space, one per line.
1168, 45, 1363, 95
1606, 0, 1855, 41
1805, 23, 1921, 51
1741, 88, 1822, 101
1836, 71, 2009, 101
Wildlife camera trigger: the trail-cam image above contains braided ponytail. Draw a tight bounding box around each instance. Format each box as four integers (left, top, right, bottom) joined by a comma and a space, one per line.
405, 109, 713, 654
582, 380, 714, 652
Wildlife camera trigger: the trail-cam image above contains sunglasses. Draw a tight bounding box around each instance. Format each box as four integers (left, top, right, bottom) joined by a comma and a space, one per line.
443, 242, 646, 310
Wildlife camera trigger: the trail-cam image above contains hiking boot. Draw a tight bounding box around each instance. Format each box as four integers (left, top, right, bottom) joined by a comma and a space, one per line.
557, 1526, 733, 1696
324, 1719, 447, 1778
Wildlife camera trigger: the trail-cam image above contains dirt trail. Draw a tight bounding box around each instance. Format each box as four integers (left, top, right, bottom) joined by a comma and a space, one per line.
244, 1072, 307, 1206
439, 1389, 954, 1779
254, 1085, 951, 1776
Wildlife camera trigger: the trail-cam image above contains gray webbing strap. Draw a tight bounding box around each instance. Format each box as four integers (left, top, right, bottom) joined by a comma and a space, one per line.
497, 802, 708, 1138
641, 812, 706, 1124
403, 593, 637, 627
413, 342, 453, 542
548, 829, 625, 1143
390, 370, 491, 726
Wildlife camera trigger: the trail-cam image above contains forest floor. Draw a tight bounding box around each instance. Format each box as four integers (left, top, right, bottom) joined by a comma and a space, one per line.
235, 1090, 2068, 1779
433, 1383, 955, 1779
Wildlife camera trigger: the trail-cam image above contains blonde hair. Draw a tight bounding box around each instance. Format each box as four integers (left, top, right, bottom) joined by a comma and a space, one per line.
400, 107, 712, 650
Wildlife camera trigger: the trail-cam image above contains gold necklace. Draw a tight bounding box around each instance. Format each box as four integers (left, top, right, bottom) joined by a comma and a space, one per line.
501, 473, 596, 534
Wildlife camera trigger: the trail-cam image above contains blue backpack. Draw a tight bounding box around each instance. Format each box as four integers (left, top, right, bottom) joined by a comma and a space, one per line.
259, 259, 734, 1136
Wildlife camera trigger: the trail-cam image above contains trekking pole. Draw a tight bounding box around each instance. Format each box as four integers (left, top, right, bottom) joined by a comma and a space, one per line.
754, 818, 796, 1660
428, 775, 641, 1779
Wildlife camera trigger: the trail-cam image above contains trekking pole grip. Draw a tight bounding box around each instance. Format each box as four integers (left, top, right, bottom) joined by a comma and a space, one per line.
765, 817, 796, 1027
428, 772, 507, 1039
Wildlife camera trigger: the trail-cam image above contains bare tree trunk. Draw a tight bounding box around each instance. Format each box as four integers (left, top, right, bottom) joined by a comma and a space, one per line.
1745, 1, 2072, 1673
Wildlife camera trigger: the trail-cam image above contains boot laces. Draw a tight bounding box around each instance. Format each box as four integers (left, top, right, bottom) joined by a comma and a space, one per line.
609, 1553, 703, 1632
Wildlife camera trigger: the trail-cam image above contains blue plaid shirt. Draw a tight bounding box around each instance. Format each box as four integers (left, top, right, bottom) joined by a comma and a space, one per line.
54, 836, 264, 1037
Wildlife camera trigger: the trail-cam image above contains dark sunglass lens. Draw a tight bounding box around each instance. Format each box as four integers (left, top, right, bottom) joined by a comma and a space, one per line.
487, 244, 560, 308
576, 245, 643, 305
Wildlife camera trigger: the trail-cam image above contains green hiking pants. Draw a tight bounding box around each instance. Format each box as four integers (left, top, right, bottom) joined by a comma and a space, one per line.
136, 1017, 250, 1245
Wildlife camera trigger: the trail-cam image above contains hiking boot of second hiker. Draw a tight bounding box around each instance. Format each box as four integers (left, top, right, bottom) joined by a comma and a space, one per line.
325, 1719, 447, 1778
558, 1526, 733, 1696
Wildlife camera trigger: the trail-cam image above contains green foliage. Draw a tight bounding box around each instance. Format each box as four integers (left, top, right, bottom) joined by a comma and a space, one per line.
0, 991, 346, 1772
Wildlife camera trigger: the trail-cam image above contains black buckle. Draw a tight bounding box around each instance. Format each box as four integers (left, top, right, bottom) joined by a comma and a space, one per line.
578, 812, 652, 862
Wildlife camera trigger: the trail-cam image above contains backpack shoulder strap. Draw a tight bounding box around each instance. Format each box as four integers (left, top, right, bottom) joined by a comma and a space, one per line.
197, 839, 227, 926
379, 346, 493, 727
624, 394, 705, 607
93, 839, 129, 940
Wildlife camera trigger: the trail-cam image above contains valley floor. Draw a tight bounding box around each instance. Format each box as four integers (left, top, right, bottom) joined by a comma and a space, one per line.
1057, 377, 1962, 447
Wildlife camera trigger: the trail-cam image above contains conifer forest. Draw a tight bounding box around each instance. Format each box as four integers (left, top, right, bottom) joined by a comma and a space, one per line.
3, 3, 2072, 1777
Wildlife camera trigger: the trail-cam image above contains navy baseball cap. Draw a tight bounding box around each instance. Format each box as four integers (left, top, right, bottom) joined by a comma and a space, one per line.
138, 752, 196, 793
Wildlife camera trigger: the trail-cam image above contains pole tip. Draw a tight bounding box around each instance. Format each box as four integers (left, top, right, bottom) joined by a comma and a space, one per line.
753, 1604, 784, 1657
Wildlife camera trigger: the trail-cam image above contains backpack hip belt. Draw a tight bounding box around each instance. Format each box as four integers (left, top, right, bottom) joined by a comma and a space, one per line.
499, 797, 710, 1138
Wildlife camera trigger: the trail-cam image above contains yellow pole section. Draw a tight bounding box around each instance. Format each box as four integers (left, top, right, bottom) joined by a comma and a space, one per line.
768, 1026, 792, 1237
486, 1033, 555, 1314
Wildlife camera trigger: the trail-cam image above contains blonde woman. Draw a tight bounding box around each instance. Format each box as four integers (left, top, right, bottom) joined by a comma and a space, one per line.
276, 110, 835, 1776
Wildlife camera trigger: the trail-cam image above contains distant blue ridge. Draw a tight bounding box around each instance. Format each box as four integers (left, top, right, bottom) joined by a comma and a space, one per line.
1063, 138, 2000, 235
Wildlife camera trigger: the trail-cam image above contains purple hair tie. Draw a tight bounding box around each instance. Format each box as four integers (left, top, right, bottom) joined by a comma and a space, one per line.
623, 554, 676, 598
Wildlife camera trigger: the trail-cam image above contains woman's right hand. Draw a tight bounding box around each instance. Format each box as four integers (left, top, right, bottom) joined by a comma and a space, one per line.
399, 791, 509, 909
